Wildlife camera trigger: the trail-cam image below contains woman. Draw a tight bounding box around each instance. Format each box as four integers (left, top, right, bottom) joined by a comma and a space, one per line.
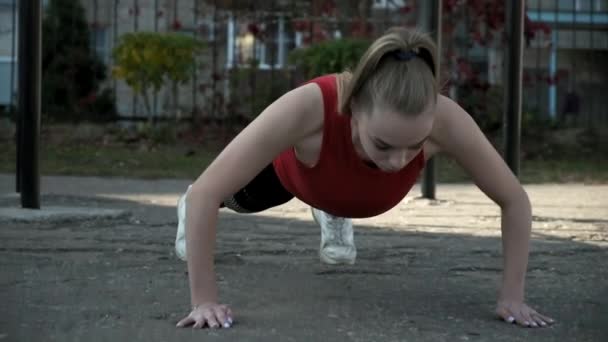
174, 27, 554, 330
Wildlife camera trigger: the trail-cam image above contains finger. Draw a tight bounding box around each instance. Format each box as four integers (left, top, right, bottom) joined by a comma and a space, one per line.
192, 319, 205, 329
218, 305, 234, 325
176, 316, 194, 328
214, 307, 230, 328
225, 306, 234, 324
533, 312, 555, 325
513, 313, 530, 327
530, 313, 547, 327
531, 312, 553, 327
522, 310, 540, 328
495, 306, 515, 324
203, 311, 220, 329
517, 309, 535, 328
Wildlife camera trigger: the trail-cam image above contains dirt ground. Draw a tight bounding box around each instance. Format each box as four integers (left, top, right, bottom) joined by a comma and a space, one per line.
0, 174, 606, 342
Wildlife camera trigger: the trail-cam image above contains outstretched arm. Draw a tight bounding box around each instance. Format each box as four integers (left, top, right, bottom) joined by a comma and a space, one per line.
430, 95, 554, 327
178, 83, 324, 329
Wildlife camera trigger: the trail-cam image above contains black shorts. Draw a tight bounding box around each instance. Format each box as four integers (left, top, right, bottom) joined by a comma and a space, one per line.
222, 164, 294, 213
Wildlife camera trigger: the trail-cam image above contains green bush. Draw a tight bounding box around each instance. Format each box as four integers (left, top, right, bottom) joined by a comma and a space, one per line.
288, 38, 371, 78
112, 32, 204, 120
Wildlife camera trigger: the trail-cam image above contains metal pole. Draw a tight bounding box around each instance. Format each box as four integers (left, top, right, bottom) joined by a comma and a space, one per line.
422, 0, 442, 199
112, 0, 118, 115
11, 0, 20, 193
132, 0, 139, 119
18, 0, 42, 208
193, 0, 198, 120
503, 0, 525, 176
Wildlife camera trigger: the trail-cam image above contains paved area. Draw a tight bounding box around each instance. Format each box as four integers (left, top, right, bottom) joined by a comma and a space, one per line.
0, 174, 606, 341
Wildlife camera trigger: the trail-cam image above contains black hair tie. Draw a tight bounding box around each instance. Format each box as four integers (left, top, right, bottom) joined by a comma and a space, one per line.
393, 50, 417, 61
392, 49, 436, 76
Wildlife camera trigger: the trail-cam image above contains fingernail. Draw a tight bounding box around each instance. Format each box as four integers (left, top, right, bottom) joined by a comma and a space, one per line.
228, 317, 233, 324
524, 321, 530, 326
531, 322, 538, 327
541, 322, 547, 326
507, 316, 515, 323
223, 322, 231, 328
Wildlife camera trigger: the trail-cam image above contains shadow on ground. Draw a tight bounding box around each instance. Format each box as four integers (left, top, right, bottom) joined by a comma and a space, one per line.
0, 193, 606, 342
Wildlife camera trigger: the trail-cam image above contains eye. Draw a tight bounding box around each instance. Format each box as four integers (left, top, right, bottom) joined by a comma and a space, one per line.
375, 143, 391, 151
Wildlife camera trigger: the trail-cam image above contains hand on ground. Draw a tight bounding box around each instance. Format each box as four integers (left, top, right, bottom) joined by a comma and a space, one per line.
176, 302, 234, 329
496, 300, 554, 328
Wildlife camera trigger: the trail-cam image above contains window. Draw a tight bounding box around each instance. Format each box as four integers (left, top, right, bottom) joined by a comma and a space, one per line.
372, 0, 405, 9
595, 0, 608, 11
0, 0, 15, 7
90, 27, 108, 64
226, 15, 292, 69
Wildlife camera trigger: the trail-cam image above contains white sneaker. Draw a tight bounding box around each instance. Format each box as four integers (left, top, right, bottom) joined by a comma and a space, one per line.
175, 185, 192, 261
311, 207, 356, 265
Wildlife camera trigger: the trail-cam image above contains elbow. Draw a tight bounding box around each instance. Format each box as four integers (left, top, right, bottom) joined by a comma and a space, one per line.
500, 186, 531, 212
189, 179, 225, 208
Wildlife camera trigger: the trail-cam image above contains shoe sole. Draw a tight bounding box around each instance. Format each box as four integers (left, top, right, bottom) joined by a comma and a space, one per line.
319, 252, 356, 265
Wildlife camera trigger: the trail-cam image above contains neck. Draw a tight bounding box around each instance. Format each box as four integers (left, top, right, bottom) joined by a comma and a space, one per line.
350, 117, 374, 164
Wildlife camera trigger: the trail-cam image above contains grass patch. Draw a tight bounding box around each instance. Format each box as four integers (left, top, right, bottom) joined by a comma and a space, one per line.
0, 142, 216, 179
1, 122, 605, 182
1, 141, 606, 183
433, 156, 608, 184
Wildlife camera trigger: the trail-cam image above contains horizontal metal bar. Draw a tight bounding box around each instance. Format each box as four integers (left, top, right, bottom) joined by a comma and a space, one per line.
528, 11, 608, 24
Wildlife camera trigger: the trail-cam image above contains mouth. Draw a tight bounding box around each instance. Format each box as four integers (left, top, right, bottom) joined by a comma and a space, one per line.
364, 160, 399, 173
379, 165, 401, 173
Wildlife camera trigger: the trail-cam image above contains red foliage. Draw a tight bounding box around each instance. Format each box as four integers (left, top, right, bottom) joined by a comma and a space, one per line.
350, 18, 372, 38
312, 22, 330, 41
320, 1, 336, 16
78, 92, 97, 107
441, 0, 555, 94
400, 5, 413, 14
456, 57, 475, 81
293, 19, 310, 32
171, 20, 182, 30
443, 0, 461, 13
247, 23, 260, 36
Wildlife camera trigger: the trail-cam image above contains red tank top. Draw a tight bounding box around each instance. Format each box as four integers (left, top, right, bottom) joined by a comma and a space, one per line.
272, 74, 425, 218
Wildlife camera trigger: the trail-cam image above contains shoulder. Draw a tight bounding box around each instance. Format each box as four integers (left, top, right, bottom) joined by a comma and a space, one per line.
429, 95, 472, 144
432, 94, 462, 131
425, 94, 484, 158
270, 81, 325, 140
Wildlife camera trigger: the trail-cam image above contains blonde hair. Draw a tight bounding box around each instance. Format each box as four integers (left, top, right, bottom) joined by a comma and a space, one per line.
339, 27, 439, 117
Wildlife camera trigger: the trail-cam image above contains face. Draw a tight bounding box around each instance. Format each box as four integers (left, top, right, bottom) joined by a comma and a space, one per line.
351, 104, 435, 173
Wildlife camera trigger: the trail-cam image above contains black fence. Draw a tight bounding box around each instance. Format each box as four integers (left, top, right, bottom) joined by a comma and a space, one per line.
1, 0, 606, 127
